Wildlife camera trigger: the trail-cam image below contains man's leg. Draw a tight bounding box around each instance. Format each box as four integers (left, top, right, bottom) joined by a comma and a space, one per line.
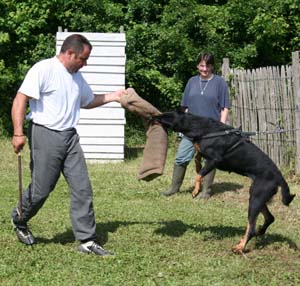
62, 132, 111, 256
12, 123, 62, 244
62, 132, 97, 242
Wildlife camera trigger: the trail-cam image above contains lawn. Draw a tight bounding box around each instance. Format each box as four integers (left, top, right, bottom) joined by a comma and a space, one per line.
1, 137, 300, 286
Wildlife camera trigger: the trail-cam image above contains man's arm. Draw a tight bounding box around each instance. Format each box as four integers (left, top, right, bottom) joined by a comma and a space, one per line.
11, 92, 29, 154
83, 89, 127, 109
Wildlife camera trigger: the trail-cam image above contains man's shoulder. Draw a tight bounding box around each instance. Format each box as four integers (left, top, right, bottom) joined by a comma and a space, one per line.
31, 57, 56, 71
37, 57, 56, 65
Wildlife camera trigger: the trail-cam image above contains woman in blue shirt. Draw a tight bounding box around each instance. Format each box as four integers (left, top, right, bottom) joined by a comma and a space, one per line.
163, 52, 230, 199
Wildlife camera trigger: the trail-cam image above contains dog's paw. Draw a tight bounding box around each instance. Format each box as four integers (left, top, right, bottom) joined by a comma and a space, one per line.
232, 245, 245, 255
232, 239, 249, 255
192, 188, 200, 198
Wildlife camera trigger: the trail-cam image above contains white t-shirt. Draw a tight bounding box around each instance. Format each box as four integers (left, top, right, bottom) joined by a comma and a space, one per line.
19, 56, 94, 131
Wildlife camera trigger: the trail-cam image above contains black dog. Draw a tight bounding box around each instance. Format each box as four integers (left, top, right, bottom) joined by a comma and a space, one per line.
154, 110, 295, 253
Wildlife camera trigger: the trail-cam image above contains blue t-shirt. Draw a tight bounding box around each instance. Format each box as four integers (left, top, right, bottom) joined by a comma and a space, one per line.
181, 74, 230, 120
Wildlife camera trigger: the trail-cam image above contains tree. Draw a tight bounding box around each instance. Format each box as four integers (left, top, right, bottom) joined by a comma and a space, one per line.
1, 0, 300, 136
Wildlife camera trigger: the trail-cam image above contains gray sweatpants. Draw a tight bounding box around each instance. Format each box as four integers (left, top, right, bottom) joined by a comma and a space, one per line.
12, 122, 97, 242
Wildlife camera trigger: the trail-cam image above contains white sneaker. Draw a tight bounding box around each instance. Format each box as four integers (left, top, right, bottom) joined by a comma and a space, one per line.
11, 219, 35, 245
78, 241, 112, 256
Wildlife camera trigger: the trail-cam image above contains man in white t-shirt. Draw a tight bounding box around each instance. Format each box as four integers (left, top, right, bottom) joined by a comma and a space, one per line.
11, 34, 127, 256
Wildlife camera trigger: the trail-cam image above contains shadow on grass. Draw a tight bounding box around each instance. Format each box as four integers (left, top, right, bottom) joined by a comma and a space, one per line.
124, 146, 144, 160
36, 221, 138, 245
183, 181, 243, 195
154, 220, 244, 239
36, 219, 298, 251
154, 220, 298, 250
36, 230, 75, 245
254, 233, 298, 250
212, 182, 244, 194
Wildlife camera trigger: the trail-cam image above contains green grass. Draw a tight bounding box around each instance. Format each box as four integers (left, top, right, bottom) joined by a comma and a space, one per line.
1, 137, 300, 286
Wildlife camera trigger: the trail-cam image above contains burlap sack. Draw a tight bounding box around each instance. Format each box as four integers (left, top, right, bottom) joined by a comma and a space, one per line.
137, 121, 168, 181
120, 88, 161, 118
120, 88, 168, 181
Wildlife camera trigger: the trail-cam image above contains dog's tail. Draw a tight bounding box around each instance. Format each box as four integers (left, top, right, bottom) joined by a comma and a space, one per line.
280, 179, 295, 206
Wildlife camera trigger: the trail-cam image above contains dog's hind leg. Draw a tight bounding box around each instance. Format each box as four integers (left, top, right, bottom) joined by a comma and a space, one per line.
232, 184, 261, 254
256, 204, 274, 236
192, 151, 203, 198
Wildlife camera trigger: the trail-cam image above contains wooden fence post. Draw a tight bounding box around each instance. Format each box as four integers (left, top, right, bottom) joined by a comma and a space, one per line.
222, 58, 230, 81
222, 58, 231, 125
292, 51, 300, 174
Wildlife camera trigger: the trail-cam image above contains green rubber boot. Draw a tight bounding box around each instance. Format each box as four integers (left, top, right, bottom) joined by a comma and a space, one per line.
197, 169, 216, 199
162, 164, 187, 196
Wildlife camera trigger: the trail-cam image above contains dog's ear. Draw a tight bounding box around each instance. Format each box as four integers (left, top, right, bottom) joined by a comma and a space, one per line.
150, 111, 177, 130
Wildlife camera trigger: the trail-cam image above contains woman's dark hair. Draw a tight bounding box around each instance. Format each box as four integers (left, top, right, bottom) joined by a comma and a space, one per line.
196, 52, 215, 66
60, 34, 92, 56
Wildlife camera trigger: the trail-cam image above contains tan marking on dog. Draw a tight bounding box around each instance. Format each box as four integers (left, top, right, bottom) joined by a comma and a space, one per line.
192, 174, 202, 198
232, 220, 257, 254
192, 143, 203, 198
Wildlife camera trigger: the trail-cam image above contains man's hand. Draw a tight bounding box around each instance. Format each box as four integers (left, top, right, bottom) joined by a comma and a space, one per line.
12, 135, 26, 154
113, 89, 128, 102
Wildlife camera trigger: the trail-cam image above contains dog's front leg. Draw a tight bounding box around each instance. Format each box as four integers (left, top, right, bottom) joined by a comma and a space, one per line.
192, 174, 202, 198
232, 221, 257, 254
192, 159, 216, 198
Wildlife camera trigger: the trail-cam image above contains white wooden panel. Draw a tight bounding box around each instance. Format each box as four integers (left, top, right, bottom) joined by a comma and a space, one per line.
84, 153, 124, 159
81, 102, 122, 108
88, 85, 125, 93
87, 46, 126, 56
80, 137, 124, 145
57, 42, 125, 49
76, 125, 124, 137
81, 65, 125, 73
56, 32, 125, 42
86, 159, 123, 163
81, 73, 124, 85
82, 145, 123, 153
84, 153, 124, 160
80, 107, 125, 119
86, 57, 126, 66
78, 119, 125, 124
56, 45, 125, 56
56, 31, 126, 163
92, 41, 125, 47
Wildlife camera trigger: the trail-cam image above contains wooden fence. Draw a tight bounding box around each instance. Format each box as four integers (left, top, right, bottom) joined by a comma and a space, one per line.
222, 51, 300, 173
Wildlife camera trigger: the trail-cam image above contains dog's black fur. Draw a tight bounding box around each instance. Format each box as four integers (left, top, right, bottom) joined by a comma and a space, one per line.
154, 110, 295, 253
